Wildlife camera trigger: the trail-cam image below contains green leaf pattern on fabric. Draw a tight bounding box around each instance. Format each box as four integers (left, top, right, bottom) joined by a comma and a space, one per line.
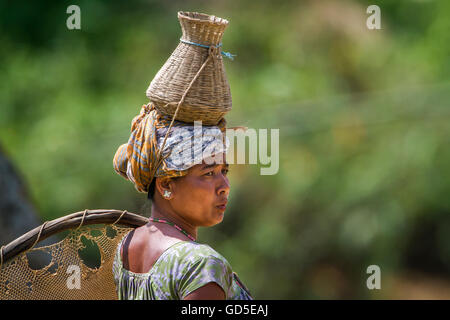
112, 236, 253, 300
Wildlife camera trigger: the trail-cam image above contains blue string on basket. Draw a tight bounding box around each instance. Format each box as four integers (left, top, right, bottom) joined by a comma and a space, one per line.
180, 38, 236, 60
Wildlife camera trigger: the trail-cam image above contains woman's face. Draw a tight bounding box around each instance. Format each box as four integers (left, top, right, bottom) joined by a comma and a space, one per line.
169, 153, 230, 227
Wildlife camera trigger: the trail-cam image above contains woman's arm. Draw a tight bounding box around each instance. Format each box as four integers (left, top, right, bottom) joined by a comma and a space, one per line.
183, 282, 226, 300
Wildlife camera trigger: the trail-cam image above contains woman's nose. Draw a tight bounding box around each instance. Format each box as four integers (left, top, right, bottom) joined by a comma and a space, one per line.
217, 174, 230, 196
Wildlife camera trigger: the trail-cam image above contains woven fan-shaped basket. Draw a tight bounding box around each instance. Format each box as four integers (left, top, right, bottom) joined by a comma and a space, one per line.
0, 209, 146, 300
146, 11, 232, 126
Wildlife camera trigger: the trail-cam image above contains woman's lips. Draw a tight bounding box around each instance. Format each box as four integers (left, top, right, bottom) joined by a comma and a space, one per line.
216, 200, 228, 211
216, 204, 227, 211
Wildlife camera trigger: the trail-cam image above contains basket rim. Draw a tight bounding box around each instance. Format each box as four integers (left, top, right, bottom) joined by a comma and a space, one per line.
178, 11, 229, 26
0, 209, 146, 266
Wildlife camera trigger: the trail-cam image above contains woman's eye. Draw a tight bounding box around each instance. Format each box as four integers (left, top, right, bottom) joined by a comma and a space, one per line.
204, 168, 228, 176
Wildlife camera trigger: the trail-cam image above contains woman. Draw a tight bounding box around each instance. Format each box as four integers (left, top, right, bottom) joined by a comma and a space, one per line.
112, 103, 253, 300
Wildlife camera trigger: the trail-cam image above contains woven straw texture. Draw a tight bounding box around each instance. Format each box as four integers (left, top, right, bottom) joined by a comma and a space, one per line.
0, 224, 131, 300
0, 209, 147, 300
146, 11, 232, 125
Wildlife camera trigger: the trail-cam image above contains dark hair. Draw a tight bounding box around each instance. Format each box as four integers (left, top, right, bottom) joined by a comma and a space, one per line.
147, 178, 156, 201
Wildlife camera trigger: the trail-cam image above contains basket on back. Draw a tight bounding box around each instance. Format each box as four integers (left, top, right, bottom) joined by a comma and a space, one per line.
0, 210, 146, 300
146, 11, 232, 126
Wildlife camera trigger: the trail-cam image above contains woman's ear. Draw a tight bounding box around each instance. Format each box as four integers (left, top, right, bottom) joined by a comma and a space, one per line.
155, 177, 174, 199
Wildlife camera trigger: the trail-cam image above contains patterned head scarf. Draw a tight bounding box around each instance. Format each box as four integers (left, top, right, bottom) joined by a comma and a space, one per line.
113, 103, 229, 193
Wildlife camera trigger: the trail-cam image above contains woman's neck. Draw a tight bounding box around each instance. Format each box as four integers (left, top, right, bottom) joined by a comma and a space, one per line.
150, 200, 198, 241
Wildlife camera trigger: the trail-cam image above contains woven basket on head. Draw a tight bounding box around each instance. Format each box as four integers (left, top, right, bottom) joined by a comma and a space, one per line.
146, 11, 232, 126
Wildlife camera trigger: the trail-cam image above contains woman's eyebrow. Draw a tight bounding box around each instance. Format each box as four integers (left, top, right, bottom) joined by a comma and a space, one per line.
202, 163, 229, 170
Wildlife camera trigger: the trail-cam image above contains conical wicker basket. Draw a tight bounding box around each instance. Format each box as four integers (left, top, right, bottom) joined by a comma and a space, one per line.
146, 11, 232, 126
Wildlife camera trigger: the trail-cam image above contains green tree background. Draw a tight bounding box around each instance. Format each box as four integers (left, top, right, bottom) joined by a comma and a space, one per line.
1, 0, 449, 299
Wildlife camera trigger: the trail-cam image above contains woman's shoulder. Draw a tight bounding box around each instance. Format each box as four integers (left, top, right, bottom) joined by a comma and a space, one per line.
169, 241, 231, 267
164, 241, 235, 299
158, 241, 234, 282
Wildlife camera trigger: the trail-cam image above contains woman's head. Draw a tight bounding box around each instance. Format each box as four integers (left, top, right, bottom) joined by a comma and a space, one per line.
148, 153, 230, 227
114, 103, 232, 227
114, 103, 229, 193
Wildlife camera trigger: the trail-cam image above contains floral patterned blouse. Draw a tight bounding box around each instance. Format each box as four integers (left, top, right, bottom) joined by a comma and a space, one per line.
112, 234, 253, 300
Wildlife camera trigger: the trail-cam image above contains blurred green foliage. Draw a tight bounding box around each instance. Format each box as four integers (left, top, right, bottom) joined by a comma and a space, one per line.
0, 0, 449, 299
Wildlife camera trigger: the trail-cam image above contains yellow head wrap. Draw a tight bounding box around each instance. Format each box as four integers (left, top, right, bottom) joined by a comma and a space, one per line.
113, 103, 227, 193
